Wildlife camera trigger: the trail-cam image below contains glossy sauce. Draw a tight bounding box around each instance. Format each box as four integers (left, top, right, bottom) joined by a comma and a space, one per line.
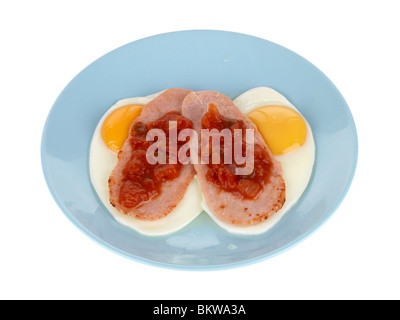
119, 112, 193, 209
201, 104, 272, 200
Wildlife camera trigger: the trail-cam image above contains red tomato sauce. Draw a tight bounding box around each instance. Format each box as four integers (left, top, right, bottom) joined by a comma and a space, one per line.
119, 112, 193, 208
201, 104, 272, 200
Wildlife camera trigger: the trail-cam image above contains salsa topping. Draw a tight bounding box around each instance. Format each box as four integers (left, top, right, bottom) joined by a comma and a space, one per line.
201, 104, 273, 200
119, 112, 193, 208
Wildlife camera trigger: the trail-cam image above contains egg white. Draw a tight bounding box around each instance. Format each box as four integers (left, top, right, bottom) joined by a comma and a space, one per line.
201, 87, 315, 235
89, 91, 203, 236
90, 87, 315, 237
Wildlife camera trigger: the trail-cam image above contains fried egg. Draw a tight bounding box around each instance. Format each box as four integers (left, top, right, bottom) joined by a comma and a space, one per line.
201, 87, 315, 235
90, 87, 314, 237
89, 91, 203, 236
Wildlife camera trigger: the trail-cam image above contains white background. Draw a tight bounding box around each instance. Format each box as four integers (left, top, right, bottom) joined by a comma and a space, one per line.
1, 0, 399, 300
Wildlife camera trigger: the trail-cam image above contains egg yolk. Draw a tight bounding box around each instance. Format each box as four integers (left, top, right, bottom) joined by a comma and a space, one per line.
247, 105, 307, 155
101, 104, 143, 153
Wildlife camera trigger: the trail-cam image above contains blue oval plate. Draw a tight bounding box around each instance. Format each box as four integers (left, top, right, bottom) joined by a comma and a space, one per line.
41, 30, 357, 270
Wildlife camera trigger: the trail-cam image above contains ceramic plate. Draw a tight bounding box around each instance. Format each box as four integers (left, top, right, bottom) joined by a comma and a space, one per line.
41, 30, 357, 270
